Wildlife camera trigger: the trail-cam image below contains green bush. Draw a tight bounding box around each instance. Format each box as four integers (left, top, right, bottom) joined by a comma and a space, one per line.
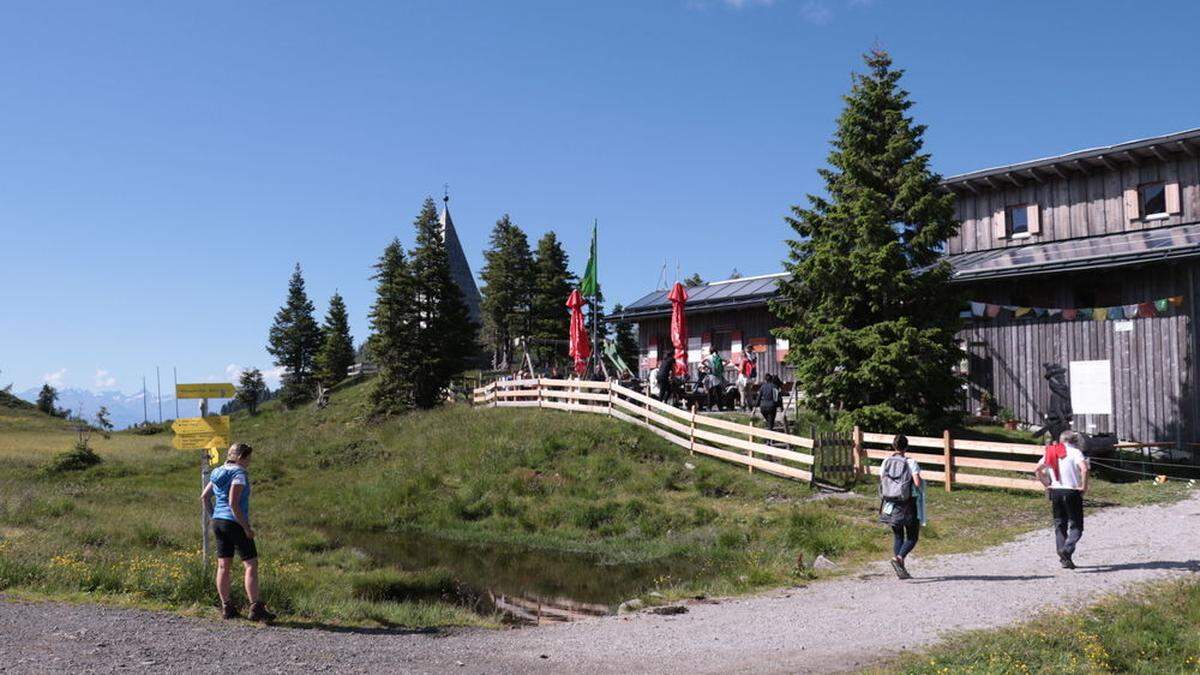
45, 442, 103, 474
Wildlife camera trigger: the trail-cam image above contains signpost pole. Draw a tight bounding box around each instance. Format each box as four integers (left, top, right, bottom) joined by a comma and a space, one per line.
200, 397, 210, 570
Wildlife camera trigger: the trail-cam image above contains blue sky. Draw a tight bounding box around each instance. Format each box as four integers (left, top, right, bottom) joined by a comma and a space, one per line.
3, 0, 1199, 394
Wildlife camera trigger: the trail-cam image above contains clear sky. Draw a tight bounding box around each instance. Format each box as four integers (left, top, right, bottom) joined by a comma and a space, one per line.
3, 0, 1199, 394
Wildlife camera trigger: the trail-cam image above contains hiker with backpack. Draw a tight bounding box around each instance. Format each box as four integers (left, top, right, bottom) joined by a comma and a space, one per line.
1033, 430, 1090, 569
878, 434, 924, 580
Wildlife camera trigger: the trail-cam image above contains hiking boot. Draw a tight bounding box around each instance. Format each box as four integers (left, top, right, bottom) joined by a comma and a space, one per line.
889, 558, 910, 580
248, 601, 277, 623
221, 602, 240, 620
1061, 555, 1076, 570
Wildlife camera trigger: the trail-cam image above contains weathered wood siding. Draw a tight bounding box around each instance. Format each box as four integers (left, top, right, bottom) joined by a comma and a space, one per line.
634, 306, 793, 381
958, 262, 1199, 443
949, 153, 1200, 254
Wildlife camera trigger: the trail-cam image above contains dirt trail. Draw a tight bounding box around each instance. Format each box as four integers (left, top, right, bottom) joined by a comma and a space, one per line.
4, 492, 1199, 674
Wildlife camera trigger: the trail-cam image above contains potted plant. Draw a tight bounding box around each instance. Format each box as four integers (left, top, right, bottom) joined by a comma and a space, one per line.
998, 406, 1018, 430
979, 391, 994, 418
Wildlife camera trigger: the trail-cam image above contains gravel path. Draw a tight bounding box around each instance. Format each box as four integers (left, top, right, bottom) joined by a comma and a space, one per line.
4, 491, 1199, 674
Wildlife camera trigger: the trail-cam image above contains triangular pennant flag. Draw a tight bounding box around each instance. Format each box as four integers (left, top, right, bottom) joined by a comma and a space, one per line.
1078, 308, 1094, 320
1034, 307, 1048, 318
1155, 298, 1170, 313
1124, 304, 1139, 318
970, 301, 986, 317
1093, 307, 1108, 321
1170, 295, 1184, 307
1047, 308, 1062, 317
1109, 306, 1125, 320
1138, 302, 1156, 318
1014, 307, 1032, 318
1002, 305, 1018, 312
986, 304, 1001, 318
1062, 308, 1078, 320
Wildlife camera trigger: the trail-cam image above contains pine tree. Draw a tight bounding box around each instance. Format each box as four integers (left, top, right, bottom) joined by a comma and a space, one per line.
36, 384, 58, 416
316, 292, 356, 386
684, 273, 705, 288
612, 304, 639, 374
479, 215, 534, 369
95, 406, 113, 439
771, 48, 962, 433
409, 197, 479, 408
369, 239, 419, 416
530, 232, 575, 368
237, 368, 268, 415
267, 264, 323, 408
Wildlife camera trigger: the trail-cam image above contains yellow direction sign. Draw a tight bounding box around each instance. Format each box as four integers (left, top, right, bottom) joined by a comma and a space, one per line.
172, 416, 231, 436
173, 433, 228, 450
176, 383, 235, 399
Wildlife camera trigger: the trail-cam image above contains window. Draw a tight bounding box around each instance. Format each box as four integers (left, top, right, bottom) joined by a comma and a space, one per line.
1140, 182, 1167, 218
1007, 205, 1029, 236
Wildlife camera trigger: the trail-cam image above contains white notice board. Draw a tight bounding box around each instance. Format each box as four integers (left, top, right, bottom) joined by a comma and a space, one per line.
1069, 360, 1112, 415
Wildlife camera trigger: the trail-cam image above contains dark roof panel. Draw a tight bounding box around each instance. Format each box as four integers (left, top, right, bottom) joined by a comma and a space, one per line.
615, 274, 787, 320
946, 223, 1200, 281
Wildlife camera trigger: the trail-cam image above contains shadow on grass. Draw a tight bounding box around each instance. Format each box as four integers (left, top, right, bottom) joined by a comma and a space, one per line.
909, 574, 1054, 584
268, 620, 442, 636
1077, 560, 1200, 574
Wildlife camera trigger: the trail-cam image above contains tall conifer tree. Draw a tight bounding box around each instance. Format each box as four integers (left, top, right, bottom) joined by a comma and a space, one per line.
530, 231, 574, 367
479, 215, 534, 369
316, 291, 356, 386
410, 197, 478, 408
267, 264, 322, 407
369, 239, 419, 416
772, 49, 962, 432
612, 304, 639, 374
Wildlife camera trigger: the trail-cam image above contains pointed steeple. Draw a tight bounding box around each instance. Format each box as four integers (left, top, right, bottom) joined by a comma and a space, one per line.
439, 190, 482, 326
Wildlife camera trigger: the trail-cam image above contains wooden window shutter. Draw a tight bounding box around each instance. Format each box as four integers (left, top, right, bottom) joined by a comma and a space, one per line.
1124, 187, 1140, 221
1027, 204, 1041, 234
993, 208, 1007, 239
1165, 182, 1181, 215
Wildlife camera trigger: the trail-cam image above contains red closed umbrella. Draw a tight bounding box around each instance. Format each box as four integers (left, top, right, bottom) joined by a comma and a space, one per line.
567, 289, 591, 375
668, 282, 688, 377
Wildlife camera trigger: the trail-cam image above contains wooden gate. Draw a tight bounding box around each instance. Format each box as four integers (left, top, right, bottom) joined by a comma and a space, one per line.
812, 431, 857, 491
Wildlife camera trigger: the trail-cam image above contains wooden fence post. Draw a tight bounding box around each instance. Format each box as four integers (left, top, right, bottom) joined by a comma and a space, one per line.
852, 425, 864, 476
537, 378, 544, 409
943, 429, 954, 493
689, 406, 697, 456
607, 381, 614, 417
747, 419, 754, 473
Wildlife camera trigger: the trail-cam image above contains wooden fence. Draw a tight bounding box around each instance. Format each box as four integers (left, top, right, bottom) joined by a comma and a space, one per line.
473, 379, 1045, 492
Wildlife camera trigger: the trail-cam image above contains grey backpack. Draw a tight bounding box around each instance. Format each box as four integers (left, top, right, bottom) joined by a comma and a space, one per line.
879, 455, 913, 501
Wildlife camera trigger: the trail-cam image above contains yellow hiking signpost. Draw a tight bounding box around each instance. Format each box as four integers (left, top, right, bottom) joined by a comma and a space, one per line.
174, 383, 235, 569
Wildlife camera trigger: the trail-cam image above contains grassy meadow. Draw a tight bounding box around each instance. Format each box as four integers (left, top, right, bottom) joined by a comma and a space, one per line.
0, 379, 1189, 628
882, 578, 1200, 674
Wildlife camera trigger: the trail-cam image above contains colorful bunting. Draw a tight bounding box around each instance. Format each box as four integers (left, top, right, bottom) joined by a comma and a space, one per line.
967, 296, 1185, 322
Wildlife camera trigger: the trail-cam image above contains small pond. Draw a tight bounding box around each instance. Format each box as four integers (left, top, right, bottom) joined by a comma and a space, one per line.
331, 529, 708, 624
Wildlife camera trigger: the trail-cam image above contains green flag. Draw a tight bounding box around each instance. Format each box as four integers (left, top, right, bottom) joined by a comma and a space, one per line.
579, 222, 598, 297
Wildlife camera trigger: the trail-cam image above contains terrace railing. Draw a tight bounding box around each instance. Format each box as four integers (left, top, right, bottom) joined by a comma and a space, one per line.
473, 379, 1045, 492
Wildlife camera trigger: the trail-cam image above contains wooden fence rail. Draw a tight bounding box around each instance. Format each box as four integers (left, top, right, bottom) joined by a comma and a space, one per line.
473, 379, 1045, 492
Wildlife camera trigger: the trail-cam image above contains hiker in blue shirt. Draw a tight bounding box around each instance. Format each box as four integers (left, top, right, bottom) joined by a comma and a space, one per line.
200, 443, 276, 622
878, 434, 923, 580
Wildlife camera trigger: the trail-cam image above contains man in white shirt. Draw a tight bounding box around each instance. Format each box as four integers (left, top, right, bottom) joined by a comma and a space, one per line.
1033, 430, 1090, 569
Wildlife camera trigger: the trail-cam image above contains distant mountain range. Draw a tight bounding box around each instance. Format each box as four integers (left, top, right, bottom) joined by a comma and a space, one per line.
17, 387, 203, 429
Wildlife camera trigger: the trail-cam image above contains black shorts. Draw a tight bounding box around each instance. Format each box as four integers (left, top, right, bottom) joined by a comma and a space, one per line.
212, 519, 258, 561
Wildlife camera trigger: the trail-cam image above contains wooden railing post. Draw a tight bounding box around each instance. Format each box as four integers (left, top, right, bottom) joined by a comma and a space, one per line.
607, 381, 614, 417
689, 406, 697, 456
747, 420, 754, 473
537, 378, 544, 409
852, 425, 864, 476
943, 429, 954, 493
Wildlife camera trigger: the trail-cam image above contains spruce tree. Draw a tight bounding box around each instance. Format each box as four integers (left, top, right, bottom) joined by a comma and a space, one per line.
530, 231, 575, 367
369, 239, 419, 416
36, 384, 58, 416
95, 406, 113, 438
316, 292, 356, 386
479, 215, 534, 369
612, 304, 639, 374
771, 48, 962, 433
236, 368, 267, 415
266, 264, 323, 408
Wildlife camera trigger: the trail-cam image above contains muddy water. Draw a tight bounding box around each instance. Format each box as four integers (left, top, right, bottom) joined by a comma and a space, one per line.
332, 530, 708, 623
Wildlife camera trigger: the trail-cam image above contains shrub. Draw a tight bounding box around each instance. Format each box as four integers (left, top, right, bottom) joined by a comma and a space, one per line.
45, 442, 102, 474
573, 501, 621, 530
694, 464, 736, 498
